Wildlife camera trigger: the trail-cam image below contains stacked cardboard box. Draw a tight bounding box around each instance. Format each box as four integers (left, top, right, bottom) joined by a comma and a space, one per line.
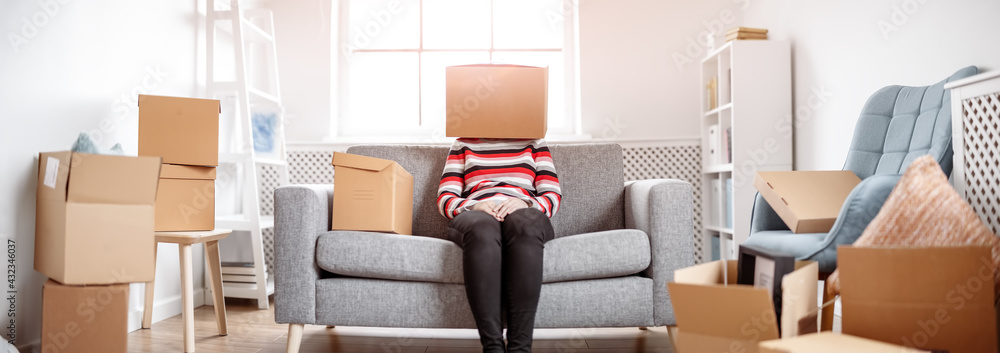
726, 27, 768, 41
35, 151, 162, 352
138, 95, 221, 231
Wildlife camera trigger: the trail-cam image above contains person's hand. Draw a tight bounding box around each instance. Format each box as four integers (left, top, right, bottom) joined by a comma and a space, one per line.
470, 201, 498, 219
495, 198, 529, 221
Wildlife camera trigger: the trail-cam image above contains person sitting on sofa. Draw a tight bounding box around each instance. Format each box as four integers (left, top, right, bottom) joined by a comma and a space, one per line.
437, 137, 562, 353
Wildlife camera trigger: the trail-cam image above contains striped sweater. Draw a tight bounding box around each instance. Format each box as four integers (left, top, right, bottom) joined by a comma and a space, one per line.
437, 138, 562, 219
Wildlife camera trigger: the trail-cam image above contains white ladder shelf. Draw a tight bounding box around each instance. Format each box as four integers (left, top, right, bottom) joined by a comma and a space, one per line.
206, 0, 287, 310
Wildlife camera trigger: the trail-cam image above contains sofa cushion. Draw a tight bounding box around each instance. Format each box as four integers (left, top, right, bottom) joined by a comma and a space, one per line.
315, 229, 651, 284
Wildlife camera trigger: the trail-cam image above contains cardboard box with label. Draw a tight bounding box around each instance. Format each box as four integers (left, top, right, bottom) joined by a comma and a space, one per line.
331, 152, 413, 235
35, 152, 160, 285
758, 332, 930, 352
156, 164, 216, 231
754, 171, 861, 233
42, 280, 128, 353
138, 94, 221, 166
839, 246, 999, 353
445, 64, 548, 139
668, 260, 819, 353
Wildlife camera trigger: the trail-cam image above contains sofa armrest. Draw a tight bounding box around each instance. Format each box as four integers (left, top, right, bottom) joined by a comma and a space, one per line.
274, 184, 332, 324
625, 179, 694, 326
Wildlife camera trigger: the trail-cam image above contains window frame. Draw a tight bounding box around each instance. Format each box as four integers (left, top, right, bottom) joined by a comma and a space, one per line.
331, 0, 580, 140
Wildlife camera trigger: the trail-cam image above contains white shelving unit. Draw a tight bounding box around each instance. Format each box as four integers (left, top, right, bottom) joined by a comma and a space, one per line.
699, 40, 792, 262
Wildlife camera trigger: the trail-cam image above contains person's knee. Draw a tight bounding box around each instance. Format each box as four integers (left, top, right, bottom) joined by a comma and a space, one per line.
502, 209, 553, 242
451, 210, 501, 245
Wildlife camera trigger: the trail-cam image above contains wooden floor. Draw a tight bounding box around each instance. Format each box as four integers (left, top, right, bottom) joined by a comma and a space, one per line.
128, 298, 679, 353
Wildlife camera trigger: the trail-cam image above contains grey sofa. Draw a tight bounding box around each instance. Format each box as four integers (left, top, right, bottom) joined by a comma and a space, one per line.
273, 143, 694, 351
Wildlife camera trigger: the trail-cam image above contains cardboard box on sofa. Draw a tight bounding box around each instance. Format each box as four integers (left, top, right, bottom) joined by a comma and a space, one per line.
35, 152, 160, 285
668, 260, 819, 353
758, 332, 929, 352
138, 94, 220, 166
331, 152, 413, 235
445, 64, 548, 139
155, 164, 216, 231
754, 171, 861, 233
42, 279, 128, 353
839, 246, 999, 353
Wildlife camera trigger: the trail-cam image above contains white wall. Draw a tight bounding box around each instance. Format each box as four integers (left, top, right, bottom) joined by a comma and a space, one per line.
743, 0, 1000, 170
0, 0, 202, 349
578, 0, 747, 141
270, 0, 333, 142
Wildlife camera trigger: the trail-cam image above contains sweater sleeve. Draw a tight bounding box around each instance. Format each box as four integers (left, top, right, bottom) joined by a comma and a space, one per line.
531, 141, 562, 218
437, 141, 472, 219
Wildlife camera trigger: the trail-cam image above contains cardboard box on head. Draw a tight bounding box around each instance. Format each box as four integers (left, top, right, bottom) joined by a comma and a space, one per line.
445, 64, 548, 139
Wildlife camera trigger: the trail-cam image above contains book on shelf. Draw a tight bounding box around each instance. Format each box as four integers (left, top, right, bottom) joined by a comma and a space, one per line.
706, 77, 718, 110
725, 178, 734, 229
726, 26, 768, 35
726, 32, 768, 41
710, 178, 723, 227
707, 124, 720, 166
722, 127, 732, 164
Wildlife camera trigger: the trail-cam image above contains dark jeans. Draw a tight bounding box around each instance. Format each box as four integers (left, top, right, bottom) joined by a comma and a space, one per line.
447, 208, 555, 353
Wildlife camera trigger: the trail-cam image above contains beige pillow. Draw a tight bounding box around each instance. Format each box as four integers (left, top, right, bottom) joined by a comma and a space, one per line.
827, 155, 1000, 297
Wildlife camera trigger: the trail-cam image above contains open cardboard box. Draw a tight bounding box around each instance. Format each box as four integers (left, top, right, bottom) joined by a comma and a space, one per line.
445, 64, 548, 139
758, 332, 929, 352
155, 164, 216, 231
668, 260, 819, 353
331, 152, 414, 235
35, 152, 160, 285
839, 246, 999, 353
754, 171, 860, 233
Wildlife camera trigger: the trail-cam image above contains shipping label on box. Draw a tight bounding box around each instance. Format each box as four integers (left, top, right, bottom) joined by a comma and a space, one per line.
839, 246, 999, 353
138, 94, 220, 166
35, 152, 160, 284
669, 260, 819, 353
42, 280, 128, 353
445, 64, 548, 139
759, 332, 930, 352
155, 164, 216, 231
331, 152, 414, 235
754, 171, 861, 233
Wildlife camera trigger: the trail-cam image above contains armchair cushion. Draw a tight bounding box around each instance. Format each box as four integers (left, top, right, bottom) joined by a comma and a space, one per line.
316, 229, 652, 285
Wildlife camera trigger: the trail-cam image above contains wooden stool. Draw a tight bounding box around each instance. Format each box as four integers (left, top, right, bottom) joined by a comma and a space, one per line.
142, 229, 231, 353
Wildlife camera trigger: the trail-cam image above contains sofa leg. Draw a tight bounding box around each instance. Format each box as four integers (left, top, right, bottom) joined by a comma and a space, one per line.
326, 325, 336, 329
286, 324, 304, 353
639, 326, 648, 330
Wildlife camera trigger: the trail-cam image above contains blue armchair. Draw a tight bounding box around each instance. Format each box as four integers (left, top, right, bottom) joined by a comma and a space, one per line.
744, 66, 978, 329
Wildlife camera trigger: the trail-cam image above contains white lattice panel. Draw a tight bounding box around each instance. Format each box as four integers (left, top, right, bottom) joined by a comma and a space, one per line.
282, 143, 704, 262
256, 163, 284, 273
959, 92, 1000, 235
623, 145, 704, 263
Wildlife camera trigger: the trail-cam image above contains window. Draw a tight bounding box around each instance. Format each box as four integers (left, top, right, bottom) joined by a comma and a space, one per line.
335, 0, 578, 139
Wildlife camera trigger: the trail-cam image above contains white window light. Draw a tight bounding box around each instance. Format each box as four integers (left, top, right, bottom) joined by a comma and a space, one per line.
332, 0, 580, 142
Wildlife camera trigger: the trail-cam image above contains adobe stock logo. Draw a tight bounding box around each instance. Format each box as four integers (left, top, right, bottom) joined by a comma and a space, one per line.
445, 74, 503, 131
7, 0, 72, 53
